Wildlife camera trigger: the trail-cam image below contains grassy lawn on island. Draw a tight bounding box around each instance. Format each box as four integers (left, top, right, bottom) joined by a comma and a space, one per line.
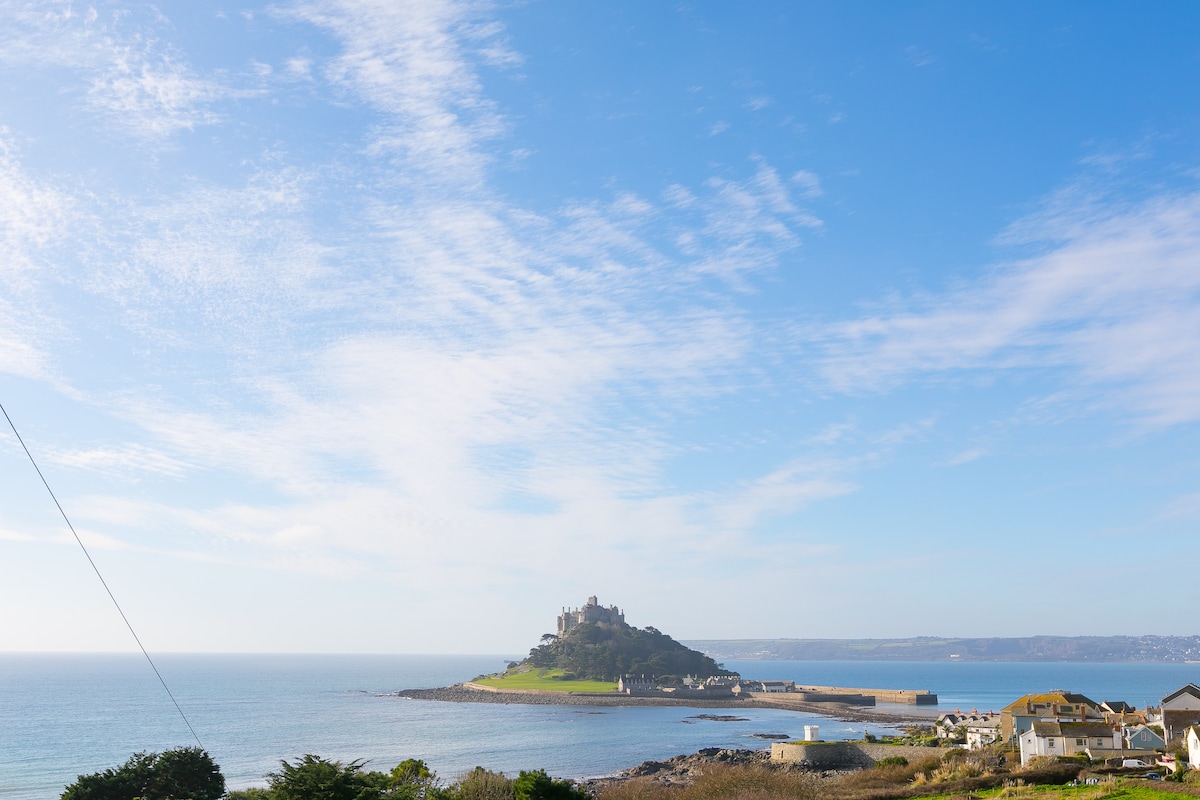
472, 669, 618, 693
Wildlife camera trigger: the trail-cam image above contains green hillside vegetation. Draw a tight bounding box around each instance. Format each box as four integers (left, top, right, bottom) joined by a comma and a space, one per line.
522, 622, 732, 681
472, 668, 617, 693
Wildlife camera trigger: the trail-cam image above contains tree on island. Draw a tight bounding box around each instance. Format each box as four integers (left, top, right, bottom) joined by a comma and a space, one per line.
523, 620, 732, 681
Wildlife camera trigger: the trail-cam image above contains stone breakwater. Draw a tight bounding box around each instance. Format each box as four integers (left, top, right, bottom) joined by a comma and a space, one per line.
388, 684, 932, 723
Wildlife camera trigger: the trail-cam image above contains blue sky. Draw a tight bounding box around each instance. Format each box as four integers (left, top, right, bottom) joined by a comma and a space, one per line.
2, 1, 1200, 653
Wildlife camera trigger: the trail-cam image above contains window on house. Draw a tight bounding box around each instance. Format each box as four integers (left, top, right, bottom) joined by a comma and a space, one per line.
1048, 740, 1055, 747
1076, 739, 1085, 745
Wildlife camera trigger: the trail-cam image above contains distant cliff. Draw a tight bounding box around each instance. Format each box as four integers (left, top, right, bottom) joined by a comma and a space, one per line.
683, 635, 1200, 663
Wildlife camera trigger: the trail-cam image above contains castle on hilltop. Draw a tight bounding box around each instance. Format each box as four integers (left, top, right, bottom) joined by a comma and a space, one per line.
557, 595, 625, 637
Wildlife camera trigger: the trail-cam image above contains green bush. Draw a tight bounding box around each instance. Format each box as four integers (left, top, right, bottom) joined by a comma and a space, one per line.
513, 770, 587, 800
450, 768, 514, 800
61, 748, 224, 800
267, 754, 384, 800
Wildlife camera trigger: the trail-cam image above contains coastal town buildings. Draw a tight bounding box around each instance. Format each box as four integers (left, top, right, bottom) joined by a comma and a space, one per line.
1162, 684, 1200, 745
1123, 723, 1165, 751
1018, 721, 1119, 765
1187, 726, 1200, 769
966, 718, 1003, 749
1000, 692, 1104, 741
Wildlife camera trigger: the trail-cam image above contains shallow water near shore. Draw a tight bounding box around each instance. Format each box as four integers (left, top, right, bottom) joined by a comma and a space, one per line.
2, 654, 1198, 800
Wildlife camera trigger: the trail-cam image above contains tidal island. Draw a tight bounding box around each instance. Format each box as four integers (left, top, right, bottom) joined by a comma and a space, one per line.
395, 596, 937, 723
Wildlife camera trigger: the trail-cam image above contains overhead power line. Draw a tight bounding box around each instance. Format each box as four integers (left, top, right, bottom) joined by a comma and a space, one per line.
0, 401, 203, 749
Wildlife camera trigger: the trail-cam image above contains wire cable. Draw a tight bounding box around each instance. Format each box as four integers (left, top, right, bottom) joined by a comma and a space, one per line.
0, 401, 204, 749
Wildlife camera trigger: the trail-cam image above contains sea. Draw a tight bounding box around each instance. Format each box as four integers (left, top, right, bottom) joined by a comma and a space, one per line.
2, 654, 1198, 800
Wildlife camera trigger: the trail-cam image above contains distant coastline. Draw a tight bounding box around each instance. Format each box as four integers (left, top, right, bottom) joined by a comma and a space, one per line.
683, 635, 1200, 663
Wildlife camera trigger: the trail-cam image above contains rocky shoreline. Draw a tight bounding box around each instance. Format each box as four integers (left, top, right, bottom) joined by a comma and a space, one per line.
579, 747, 853, 791
387, 684, 933, 724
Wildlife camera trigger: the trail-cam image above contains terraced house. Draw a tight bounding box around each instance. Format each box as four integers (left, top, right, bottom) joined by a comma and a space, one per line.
1000, 692, 1104, 741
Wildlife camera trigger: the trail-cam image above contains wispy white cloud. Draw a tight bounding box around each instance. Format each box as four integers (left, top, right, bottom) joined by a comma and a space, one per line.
681, 160, 822, 285
0, 526, 37, 543
791, 169, 822, 198
946, 448, 986, 466
80, 169, 332, 352
0, 2, 231, 139
0, 0, 839, 619
1159, 491, 1200, 521
0, 136, 72, 380
905, 45, 936, 67
76, 147, 829, 584
709, 458, 858, 533
285, 0, 509, 185
817, 187, 1200, 428
45, 443, 192, 479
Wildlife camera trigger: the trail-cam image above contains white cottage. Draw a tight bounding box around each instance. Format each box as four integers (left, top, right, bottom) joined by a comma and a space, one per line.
1019, 721, 1119, 765
1188, 726, 1200, 770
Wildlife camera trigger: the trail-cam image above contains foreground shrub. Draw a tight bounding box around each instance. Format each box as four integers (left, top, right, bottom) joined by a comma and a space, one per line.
62, 747, 224, 800
680, 765, 818, 800
835, 754, 942, 793
450, 767, 515, 800
513, 769, 588, 800
267, 755, 387, 800
595, 778, 675, 800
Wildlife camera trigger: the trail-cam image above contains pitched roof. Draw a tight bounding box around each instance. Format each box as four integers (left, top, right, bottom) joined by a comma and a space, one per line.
1163, 684, 1200, 704
1028, 721, 1115, 738
1002, 692, 1100, 712
1059, 722, 1118, 737
968, 718, 1001, 729
1102, 700, 1133, 713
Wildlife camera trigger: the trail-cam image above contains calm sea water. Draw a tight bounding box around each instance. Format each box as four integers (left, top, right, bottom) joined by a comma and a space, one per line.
2, 654, 1197, 800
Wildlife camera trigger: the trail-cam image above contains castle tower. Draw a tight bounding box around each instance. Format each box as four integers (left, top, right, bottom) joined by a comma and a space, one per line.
557, 596, 624, 637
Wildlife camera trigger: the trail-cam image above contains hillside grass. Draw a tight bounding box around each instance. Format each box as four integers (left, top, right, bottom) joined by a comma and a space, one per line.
472, 669, 618, 693
914, 786, 1196, 799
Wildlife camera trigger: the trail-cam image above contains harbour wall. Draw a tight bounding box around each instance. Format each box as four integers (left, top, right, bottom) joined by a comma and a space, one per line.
770, 742, 953, 769
796, 685, 938, 705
